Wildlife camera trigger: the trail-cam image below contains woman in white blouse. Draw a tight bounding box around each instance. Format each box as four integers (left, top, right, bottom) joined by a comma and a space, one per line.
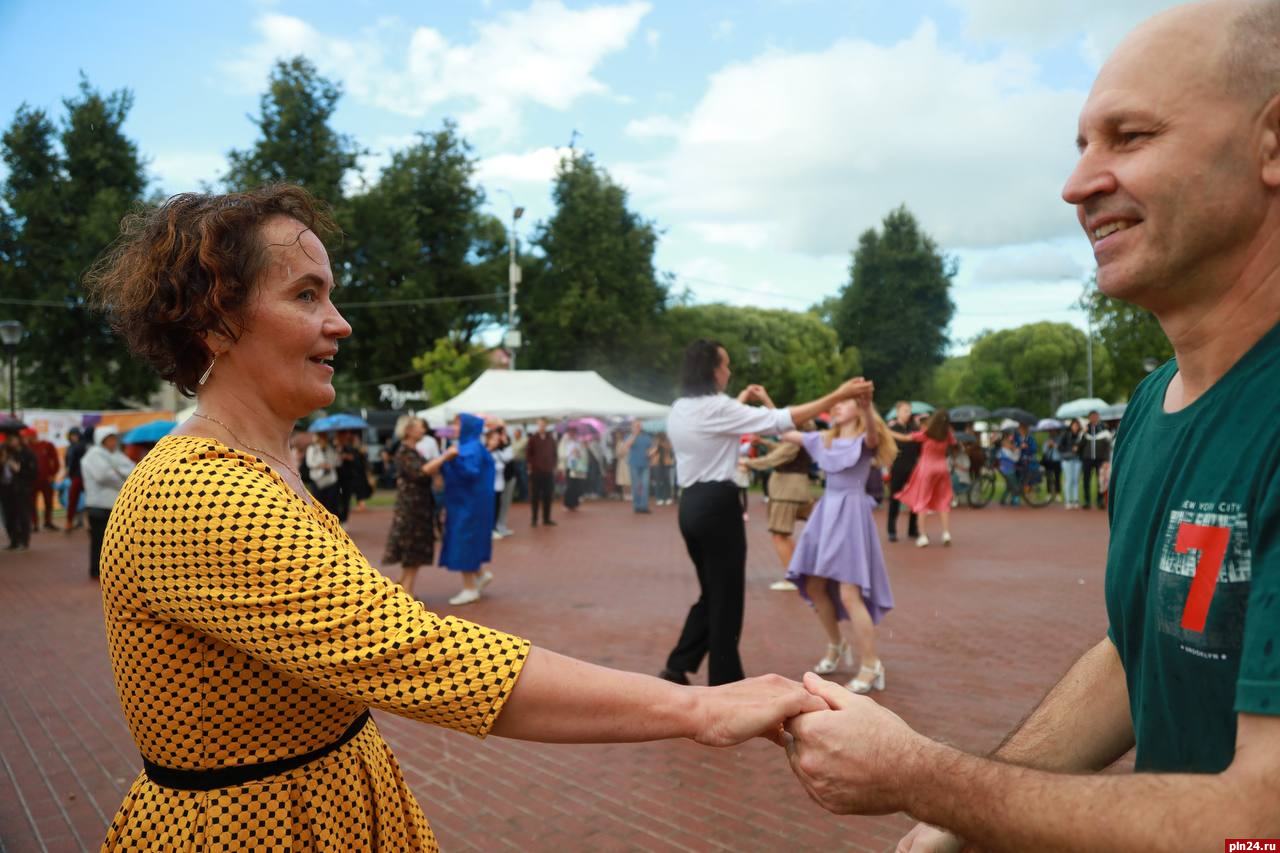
305, 431, 341, 516
659, 339, 872, 685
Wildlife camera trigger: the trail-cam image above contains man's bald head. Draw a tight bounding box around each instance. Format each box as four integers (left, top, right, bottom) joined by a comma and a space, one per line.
1065, 0, 1280, 310
1102, 1, 1278, 103
1224, 0, 1280, 105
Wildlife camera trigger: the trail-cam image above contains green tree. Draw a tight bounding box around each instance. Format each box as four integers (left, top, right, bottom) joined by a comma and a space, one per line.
520, 152, 668, 396
225, 57, 362, 204
658, 304, 856, 404
411, 337, 490, 405
923, 355, 971, 409
1, 78, 155, 408
1080, 275, 1173, 399
339, 123, 508, 401
832, 206, 955, 404
950, 321, 1115, 414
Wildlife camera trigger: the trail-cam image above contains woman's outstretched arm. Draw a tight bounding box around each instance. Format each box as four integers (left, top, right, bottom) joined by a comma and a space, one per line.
489, 647, 827, 747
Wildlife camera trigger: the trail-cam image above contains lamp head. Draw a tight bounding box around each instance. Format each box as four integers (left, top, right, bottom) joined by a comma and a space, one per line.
0, 320, 22, 347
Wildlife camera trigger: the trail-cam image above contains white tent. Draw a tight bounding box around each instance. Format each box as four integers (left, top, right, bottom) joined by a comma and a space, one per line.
418, 369, 670, 427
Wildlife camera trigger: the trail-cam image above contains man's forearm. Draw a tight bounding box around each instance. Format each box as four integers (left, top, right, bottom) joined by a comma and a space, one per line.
906, 741, 1265, 853
991, 636, 1134, 772
790, 391, 843, 426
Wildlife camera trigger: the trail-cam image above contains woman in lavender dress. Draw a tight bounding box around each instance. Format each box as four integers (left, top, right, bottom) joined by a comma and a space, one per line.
781, 394, 898, 694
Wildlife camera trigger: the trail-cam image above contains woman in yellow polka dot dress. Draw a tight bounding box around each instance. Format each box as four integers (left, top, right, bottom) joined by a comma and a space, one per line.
84, 185, 825, 852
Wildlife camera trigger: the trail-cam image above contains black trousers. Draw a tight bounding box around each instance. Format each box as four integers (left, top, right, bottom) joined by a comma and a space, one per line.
88, 506, 112, 577
2, 487, 32, 547
530, 472, 554, 522
886, 465, 918, 538
1043, 460, 1062, 496
564, 477, 585, 509
314, 483, 341, 518
665, 481, 747, 685
1082, 458, 1105, 507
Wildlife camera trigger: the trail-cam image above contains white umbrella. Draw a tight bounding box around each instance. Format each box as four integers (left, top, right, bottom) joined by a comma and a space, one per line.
1100, 402, 1127, 420
1055, 397, 1109, 420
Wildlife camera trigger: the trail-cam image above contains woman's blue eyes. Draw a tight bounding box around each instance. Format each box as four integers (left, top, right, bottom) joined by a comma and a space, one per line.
298, 290, 317, 302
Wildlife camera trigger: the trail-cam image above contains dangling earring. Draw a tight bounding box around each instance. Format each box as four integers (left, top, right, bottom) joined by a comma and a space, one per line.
198, 355, 217, 386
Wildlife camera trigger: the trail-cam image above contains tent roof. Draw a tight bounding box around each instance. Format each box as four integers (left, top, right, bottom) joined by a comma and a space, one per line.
418, 370, 670, 426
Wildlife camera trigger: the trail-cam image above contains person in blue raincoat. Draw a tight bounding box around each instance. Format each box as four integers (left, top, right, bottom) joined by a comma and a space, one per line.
439, 412, 496, 605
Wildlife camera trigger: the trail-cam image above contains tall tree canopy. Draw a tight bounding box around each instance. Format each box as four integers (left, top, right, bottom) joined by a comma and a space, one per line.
1079, 276, 1173, 399
520, 152, 668, 397
340, 123, 507, 402
224, 57, 361, 204
660, 304, 858, 404
411, 336, 491, 406
832, 206, 955, 404
930, 321, 1115, 415
1, 77, 155, 408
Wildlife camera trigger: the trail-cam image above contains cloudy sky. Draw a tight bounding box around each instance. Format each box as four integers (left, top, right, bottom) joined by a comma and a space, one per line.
0, 0, 1181, 349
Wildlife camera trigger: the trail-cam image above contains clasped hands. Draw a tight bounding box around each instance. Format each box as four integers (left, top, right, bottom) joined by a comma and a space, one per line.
699, 671, 940, 829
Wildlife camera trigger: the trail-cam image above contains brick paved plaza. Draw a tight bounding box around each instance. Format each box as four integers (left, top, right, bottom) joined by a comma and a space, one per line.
0, 494, 1114, 852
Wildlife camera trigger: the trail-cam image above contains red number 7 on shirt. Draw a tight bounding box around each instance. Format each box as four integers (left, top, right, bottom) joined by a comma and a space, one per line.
1175, 522, 1232, 633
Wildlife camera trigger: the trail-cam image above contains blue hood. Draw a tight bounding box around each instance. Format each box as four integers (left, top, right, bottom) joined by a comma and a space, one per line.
458, 413, 485, 443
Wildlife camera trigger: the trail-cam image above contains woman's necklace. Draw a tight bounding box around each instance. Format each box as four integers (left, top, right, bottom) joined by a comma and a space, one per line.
192, 412, 301, 480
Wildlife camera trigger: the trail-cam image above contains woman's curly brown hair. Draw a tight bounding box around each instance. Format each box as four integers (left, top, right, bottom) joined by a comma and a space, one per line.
85, 184, 339, 397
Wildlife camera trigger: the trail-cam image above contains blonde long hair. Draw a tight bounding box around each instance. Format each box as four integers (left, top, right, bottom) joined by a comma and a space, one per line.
823, 405, 898, 468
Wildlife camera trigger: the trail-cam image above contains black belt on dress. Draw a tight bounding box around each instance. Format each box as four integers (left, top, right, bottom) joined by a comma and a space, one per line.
141, 709, 371, 791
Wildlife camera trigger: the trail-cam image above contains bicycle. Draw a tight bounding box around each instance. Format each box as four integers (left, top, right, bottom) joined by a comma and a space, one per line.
967, 457, 1052, 508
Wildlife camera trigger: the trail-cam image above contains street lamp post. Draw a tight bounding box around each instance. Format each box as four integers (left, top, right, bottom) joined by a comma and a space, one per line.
494, 189, 524, 370
1085, 312, 1094, 399
0, 320, 22, 416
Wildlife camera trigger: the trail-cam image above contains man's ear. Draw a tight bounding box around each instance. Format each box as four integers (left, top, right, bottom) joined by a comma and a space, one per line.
1261, 92, 1280, 189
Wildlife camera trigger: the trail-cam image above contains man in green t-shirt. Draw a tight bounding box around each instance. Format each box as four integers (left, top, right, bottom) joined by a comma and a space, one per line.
782, 1, 1280, 849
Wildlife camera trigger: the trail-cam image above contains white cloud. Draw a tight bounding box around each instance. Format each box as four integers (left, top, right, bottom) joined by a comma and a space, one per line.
150, 150, 227, 193
475, 146, 575, 187
948, 0, 1183, 65
645, 28, 660, 48
671, 255, 733, 290
624, 115, 683, 138
634, 22, 1086, 255
221, 2, 651, 138
971, 246, 1084, 284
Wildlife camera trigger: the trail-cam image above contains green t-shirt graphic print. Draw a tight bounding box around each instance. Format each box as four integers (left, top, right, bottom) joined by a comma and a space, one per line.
1105, 320, 1280, 773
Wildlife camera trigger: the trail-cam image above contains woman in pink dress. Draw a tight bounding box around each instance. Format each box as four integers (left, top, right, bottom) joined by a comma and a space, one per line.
892, 409, 957, 547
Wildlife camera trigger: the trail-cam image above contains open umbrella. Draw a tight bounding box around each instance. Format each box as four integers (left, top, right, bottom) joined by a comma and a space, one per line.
954, 431, 978, 444
1055, 397, 1109, 420
122, 419, 176, 444
567, 417, 607, 437
1034, 418, 1064, 432
882, 400, 935, 420
948, 404, 990, 423
310, 413, 370, 432
991, 407, 1038, 425
1100, 402, 1127, 421
0, 415, 27, 432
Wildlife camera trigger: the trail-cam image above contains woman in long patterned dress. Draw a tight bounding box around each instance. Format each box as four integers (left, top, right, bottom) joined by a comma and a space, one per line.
385, 415, 454, 598
781, 395, 898, 694
85, 185, 822, 852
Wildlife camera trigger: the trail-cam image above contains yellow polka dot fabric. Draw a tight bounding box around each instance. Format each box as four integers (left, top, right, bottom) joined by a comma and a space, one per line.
99, 436, 530, 852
